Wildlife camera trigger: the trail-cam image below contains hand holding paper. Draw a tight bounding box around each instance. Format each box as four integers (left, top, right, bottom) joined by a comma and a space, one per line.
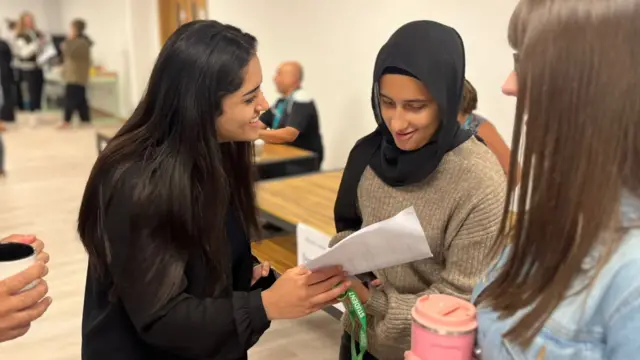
301, 207, 432, 275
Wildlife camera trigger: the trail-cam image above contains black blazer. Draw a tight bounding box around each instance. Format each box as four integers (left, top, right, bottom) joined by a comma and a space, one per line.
81, 168, 276, 360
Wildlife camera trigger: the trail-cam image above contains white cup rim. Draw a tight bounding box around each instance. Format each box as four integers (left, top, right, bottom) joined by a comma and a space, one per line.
0, 242, 36, 263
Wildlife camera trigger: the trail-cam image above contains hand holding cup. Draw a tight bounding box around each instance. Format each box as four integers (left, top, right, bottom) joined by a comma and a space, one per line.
0, 234, 52, 343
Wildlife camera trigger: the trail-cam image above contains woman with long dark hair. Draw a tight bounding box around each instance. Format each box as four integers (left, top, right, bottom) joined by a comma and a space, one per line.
78, 21, 349, 359
473, 0, 640, 358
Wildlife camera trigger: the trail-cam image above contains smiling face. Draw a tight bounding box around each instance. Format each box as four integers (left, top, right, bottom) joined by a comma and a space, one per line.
379, 73, 440, 151
217, 55, 269, 142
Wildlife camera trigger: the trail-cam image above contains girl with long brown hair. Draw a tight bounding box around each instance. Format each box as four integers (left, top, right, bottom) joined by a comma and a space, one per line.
473, 0, 640, 359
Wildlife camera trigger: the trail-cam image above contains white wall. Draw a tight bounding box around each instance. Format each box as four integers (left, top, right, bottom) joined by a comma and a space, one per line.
2, 0, 162, 117
0, 0, 64, 35
3, 0, 161, 117
58, 0, 161, 117
4, 0, 519, 170
59, 0, 130, 117
209, 0, 518, 170
123, 0, 161, 110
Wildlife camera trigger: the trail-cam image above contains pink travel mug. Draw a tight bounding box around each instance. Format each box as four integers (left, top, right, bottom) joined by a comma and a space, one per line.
404, 294, 477, 360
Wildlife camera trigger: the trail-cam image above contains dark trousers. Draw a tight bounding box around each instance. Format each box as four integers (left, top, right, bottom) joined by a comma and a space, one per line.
64, 84, 90, 123
0, 81, 15, 121
340, 332, 378, 360
0, 135, 4, 172
13, 69, 24, 111
22, 68, 44, 111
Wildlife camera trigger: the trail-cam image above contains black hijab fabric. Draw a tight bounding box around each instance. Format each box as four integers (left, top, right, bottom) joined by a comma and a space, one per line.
334, 20, 472, 233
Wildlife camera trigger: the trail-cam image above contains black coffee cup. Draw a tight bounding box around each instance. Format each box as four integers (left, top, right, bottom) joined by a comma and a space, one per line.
0, 242, 36, 285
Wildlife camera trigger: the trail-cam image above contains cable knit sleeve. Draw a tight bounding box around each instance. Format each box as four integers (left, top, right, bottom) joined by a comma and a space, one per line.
329, 230, 355, 247
364, 187, 505, 343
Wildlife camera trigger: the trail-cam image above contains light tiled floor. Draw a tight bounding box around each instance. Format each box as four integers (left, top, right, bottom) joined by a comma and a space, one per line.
0, 115, 342, 359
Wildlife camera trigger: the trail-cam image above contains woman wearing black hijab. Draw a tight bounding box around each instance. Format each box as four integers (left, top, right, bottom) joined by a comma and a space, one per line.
331, 21, 506, 359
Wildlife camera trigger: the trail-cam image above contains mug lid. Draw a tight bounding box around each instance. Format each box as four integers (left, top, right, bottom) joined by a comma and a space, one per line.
412, 294, 477, 333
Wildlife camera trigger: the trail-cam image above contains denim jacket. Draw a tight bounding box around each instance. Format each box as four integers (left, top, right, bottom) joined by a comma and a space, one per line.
472, 194, 640, 360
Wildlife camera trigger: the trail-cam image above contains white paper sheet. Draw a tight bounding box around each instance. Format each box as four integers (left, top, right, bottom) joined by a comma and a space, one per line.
304, 207, 432, 275
296, 223, 345, 312
37, 42, 58, 65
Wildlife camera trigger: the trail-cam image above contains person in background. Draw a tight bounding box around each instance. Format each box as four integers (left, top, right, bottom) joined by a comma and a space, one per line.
0, 234, 51, 343
0, 34, 15, 124
259, 61, 323, 175
458, 79, 512, 175
59, 19, 92, 129
0, 123, 4, 177
13, 12, 45, 123
6, 20, 24, 113
0, 38, 6, 176
0, 81, 4, 176
77, 21, 349, 359
332, 21, 505, 360
473, 0, 640, 359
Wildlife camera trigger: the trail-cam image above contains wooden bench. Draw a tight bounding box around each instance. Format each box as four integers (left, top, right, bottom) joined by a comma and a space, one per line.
251, 235, 297, 275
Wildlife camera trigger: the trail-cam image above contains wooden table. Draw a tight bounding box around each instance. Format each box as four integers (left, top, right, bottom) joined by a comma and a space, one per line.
256, 170, 342, 236
254, 144, 316, 166
251, 235, 297, 276
96, 129, 318, 168
254, 170, 343, 319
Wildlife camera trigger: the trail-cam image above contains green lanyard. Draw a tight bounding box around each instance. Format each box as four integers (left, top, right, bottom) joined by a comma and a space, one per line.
338, 289, 368, 360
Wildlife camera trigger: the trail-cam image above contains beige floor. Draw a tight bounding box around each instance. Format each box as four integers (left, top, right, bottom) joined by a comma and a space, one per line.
0, 116, 342, 359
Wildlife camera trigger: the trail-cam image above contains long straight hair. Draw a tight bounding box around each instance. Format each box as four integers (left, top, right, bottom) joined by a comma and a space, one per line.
16, 12, 36, 35
477, 0, 640, 347
78, 20, 260, 299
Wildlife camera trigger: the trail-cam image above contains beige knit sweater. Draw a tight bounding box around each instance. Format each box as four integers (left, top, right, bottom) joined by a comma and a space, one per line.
330, 138, 506, 360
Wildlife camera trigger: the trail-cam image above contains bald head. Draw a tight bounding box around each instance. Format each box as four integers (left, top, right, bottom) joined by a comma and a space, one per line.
281, 61, 303, 82
274, 61, 303, 96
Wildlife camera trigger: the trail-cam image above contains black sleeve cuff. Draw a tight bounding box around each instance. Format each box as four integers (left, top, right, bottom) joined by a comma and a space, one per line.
248, 290, 271, 341
232, 290, 271, 350
250, 269, 277, 291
